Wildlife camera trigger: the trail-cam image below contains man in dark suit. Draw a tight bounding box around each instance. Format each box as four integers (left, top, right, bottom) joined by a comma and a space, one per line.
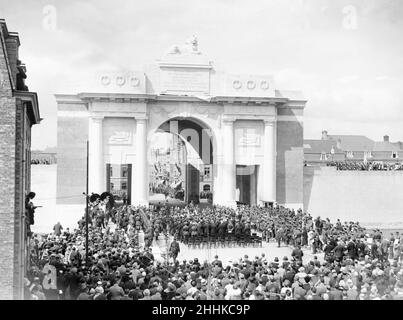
291, 245, 304, 262
169, 238, 180, 263
212, 255, 223, 268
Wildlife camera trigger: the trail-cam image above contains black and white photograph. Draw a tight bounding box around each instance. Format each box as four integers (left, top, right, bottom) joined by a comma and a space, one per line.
1, 0, 403, 307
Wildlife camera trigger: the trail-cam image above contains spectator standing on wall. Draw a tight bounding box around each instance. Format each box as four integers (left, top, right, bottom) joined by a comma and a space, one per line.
25, 192, 37, 229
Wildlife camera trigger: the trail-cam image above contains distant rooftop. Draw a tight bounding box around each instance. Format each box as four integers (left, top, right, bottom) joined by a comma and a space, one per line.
305, 131, 403, 152
304, 139, 342, 154
328, 135, 375, 151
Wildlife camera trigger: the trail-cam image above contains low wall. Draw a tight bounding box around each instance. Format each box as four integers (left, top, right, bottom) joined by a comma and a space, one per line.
32, 165, 403, 232
31, 165, 84, 233
304, 166, 403, 228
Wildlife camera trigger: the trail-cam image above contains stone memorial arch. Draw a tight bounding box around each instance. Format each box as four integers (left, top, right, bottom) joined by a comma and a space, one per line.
56, 38, 307, 209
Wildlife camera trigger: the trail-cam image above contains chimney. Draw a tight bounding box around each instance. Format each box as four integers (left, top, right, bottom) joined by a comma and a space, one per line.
321, 130, 328, 140
384, 135, 389, 142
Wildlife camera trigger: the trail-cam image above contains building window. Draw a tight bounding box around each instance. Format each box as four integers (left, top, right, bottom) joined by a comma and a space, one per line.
392, 152, 398, 159
204, 166, 211, 180
365, 151, 373, 158
106, 163, 131, 204
346, 151, 354, 159
320, 153, 328, 161
122, 166, 128, 177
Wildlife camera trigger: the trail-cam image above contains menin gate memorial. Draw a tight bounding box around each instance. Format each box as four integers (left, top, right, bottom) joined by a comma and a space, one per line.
56, 37, 306, 208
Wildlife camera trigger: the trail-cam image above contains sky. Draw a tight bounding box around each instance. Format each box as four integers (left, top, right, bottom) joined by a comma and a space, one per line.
1, 0, 403, 150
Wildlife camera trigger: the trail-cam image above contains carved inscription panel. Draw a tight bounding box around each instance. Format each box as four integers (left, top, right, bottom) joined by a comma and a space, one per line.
160, 67, 210, 94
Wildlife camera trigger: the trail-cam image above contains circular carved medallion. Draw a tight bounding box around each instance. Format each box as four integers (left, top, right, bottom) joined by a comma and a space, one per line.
247, 80, 256, 90
116, 76, 126, 86
101, 75, 111, 86
131, 77, 140, 87
261, 80, 269, 90
233, 80, 242, 89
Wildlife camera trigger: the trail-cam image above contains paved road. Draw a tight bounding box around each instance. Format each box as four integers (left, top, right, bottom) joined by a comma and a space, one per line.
152, 236, 324, 265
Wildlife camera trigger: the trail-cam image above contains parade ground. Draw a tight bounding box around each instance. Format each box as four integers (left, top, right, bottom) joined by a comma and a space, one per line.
152, 239, 325, 267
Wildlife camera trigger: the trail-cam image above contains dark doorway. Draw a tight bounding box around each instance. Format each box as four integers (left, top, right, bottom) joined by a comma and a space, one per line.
236, 165, 257, 205
187, 164, 200, 203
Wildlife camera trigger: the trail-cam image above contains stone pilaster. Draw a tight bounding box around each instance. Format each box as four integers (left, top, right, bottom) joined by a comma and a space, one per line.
132, 117, 148, 206
262, 119, 276, 203
88, 116, 104, 194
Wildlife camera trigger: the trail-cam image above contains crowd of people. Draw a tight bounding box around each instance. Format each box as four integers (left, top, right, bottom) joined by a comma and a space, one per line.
24, 193, 403, 300
31, 159, 54, 165
328, 161, 403, 171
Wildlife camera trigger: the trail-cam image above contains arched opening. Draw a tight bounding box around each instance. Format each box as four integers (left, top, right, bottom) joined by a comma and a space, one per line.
148, 117, 214, 207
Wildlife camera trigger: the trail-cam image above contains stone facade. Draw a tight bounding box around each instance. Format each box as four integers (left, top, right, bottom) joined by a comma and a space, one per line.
0, 20, 40, 300
56, 38, 306, 209
304, 166, 403, 227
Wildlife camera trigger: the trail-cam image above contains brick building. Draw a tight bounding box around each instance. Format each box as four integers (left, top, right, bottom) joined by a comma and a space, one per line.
0, 19, 41, 299
304, 130, 403, 165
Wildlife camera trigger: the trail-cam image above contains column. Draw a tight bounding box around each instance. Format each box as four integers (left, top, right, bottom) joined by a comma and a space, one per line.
219, 119, 236, 207
169, 120, 179, 164
132, 117, 148, 206
88, 116, 104, 194
262, 119, 276, 203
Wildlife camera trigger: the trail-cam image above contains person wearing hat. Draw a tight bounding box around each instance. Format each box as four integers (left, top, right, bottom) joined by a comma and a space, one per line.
93, 285, 107, 300
162, 282, 176, 300
328, 282, 343, 300
291, 245, 304, 262
108, 280, 125, 300
272, 257, 279, 269
293, 278, 307, 299
139, 289, 151, 300
282, 256, 290, 269
30, 285, 46, 300
77, 282, 91, 300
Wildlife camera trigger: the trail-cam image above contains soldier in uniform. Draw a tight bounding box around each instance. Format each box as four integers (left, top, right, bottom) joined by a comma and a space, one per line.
182, 222, 190, 244
218, 220, 227, 243
209, 219, 216, 241
169, 238, 180, 263
202, 220, 209, 238
190, 221, 198, 244
227, 219, 234, 242
197, 220, 203, 238
234, 220, 242, 243
243, 220, 251, 243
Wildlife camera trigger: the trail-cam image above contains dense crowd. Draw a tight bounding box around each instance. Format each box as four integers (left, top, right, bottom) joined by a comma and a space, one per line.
31, 159, 53, 165
328, 161, 403, 171
25, 194, 403, 300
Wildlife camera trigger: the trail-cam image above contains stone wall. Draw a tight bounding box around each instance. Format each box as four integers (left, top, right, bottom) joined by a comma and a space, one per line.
276, 120, 304, 208
56, 114, 88, 205
304, 166, 403, 227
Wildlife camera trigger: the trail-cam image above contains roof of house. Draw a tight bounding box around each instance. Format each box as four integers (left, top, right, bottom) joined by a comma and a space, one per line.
328, 135, 375, 151
372, 141, 401, 152
303, 139, 343, 154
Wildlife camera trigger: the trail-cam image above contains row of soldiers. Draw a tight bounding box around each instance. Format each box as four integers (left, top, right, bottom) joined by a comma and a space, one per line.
150, 206, 256, 244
